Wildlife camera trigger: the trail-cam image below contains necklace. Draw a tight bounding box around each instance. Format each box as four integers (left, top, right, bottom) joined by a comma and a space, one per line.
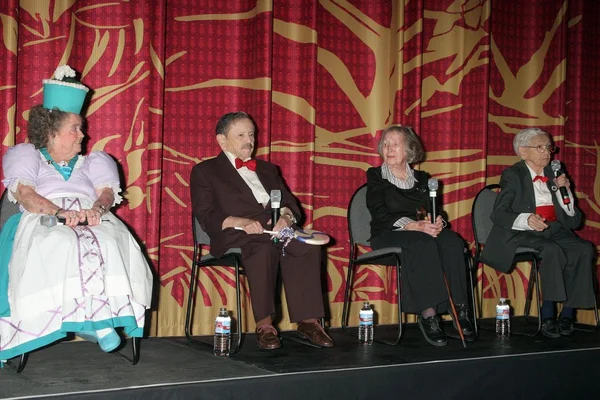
40, 147, 79, 181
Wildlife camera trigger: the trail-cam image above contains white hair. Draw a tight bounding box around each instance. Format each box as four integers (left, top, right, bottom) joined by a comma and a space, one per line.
513, 128, 550, 156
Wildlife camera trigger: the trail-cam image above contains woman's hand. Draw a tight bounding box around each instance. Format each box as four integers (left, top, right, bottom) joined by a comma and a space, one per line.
434, 215, 444, 230
406, 220, 442, 237
57, 209, 86, 227
83, 207, 103, 226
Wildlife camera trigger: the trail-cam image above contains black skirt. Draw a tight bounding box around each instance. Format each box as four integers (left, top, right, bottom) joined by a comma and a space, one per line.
370, 228, 468, 314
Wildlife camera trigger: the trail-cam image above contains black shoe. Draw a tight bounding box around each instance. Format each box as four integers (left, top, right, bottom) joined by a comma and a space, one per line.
558, 317, 574, 336
418, 315, 447, 347
541, 318, 561, 339
451, 304, 474, 338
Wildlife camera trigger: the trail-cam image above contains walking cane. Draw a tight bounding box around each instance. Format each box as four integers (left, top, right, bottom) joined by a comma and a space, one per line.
443, 273, 467, 348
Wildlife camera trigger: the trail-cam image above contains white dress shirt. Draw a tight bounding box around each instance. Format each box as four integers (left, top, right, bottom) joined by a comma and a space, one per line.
223, 151, 270, 207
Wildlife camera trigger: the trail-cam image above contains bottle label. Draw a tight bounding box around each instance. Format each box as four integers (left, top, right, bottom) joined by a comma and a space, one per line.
496, 305, 510, 320
359, 310, 373, 326
215, 317, 231, 334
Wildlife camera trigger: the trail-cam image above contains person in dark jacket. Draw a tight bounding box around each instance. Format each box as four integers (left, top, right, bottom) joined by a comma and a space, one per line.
366, 125, 473, 346
481, 128, 596, 339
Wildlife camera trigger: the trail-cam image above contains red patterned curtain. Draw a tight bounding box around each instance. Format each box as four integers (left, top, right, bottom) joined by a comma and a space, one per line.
1, 1, 598, 337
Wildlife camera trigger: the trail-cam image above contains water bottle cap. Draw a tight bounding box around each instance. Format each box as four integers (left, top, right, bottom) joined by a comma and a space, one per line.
363, 301, 369, 306
499, 298, 506, 302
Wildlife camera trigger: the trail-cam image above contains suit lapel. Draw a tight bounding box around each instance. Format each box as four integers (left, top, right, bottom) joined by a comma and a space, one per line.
543, 164, 562, 209
254, 161, 276, 199
516, 161, 536, 209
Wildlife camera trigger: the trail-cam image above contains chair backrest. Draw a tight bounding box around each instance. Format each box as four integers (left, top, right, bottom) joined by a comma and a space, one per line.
192, 214, 211, 246
471, 184, 501, 246
0, 189, 20, 232
347, 184, 371, 247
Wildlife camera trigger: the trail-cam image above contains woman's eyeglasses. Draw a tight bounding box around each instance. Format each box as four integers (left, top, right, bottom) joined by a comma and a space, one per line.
522, 144, 557, 153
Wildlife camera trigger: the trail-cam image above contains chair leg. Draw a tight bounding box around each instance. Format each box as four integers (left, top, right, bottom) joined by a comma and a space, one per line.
341, 260, 355, 336
524, 262, 537, 324
184, 262, 214, 348
521, 260, 541, 337
5, 353, 28, 373
468, 253, 479, 338
114, 336, 140, 365
185, 262, 200, 341
131, 337, 140, 365
532, 261, 542, 336
473, 253, 487, 333
375, 257, 403, 346
232, 260, 243, 354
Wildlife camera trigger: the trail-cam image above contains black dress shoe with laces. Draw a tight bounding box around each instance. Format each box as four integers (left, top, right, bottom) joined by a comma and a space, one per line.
541, 318, 561, 339
558, 317, 574, 336
452, 304, 474, 338
418, 315, 447, 347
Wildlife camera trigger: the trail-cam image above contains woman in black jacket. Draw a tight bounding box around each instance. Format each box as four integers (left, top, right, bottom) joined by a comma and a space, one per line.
366, 125, 473, 346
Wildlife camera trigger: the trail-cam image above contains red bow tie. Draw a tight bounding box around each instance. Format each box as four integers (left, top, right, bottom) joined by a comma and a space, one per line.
533, 175, 548, 183
235, 158, 256, 171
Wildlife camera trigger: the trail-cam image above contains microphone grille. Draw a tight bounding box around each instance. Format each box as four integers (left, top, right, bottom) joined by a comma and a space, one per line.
427, 178, 439, 191
551, 159, 561, 172
270, 189, 282, 202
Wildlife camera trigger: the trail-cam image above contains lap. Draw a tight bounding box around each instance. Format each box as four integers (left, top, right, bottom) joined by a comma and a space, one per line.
517, 223, 592, 253
371, 228, 464, 250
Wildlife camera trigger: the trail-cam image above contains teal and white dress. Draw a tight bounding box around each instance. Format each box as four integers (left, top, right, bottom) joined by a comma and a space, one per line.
0, 143, 153, 360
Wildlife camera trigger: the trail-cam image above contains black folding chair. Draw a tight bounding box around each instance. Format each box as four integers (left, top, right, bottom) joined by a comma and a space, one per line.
0, 189, 140, 372
185, 214, 245, 353
341, 184, 404, 345
472, 184, 544, 336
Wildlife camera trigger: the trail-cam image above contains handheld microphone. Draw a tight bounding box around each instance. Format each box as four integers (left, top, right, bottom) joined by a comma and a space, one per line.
39, 215, 89, 227
427, 178, 439, 222
270, 189, 282, 243
39, 215, 108, 227
40, 215, 58, 227
550, 160, 571, 209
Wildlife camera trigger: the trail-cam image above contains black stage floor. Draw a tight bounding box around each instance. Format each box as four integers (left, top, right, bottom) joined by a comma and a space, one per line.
1, 318, 599, 399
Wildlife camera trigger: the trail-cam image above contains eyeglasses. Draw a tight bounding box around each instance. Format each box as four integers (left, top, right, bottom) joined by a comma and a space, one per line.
521, 144, 557, 153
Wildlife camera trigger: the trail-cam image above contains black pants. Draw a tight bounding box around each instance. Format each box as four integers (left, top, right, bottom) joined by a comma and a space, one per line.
515, 222, 596, 308
371, 229, 469, 314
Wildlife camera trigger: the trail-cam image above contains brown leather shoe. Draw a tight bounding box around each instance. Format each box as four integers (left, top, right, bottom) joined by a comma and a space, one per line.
296, 321, 334, 347
255, 324, 281, 350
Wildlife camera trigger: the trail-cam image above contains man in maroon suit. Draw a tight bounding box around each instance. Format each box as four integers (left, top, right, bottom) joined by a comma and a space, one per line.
190, 112, 333, 350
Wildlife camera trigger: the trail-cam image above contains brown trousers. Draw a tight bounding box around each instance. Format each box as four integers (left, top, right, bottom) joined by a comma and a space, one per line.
238, 233, 325, 323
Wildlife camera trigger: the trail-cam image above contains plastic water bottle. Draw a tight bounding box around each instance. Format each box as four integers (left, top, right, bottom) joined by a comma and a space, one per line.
496, 298, 510, 338
214, 307, 231, 356
358, 301, 374, 345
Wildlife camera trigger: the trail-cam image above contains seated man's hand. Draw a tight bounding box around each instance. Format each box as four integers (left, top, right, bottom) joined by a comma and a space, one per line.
238, 218, 264, 234
527, 214, 548, 231
272, 215, 291, 233
554, 174, 570, 189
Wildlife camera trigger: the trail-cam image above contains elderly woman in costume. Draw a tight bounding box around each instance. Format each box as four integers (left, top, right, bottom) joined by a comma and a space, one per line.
0, 66, 153, 359
481, 128, 595, 339
366, 125, 473, 347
